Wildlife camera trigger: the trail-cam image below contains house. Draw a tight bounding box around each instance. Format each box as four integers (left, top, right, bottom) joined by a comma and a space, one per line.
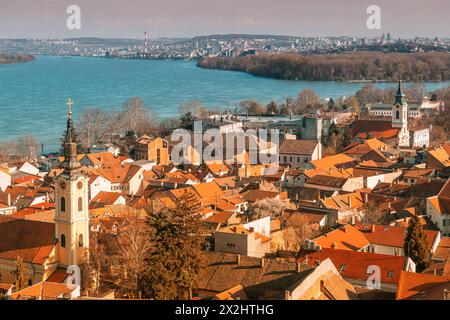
298, 247, 416, 293
321, 192, 365, 223
17, 162, 40, 176
278, 139, 321, 169
80, 152, 122, 169
0, 202, 16, 216
134, 135, 169, 165
0, 167, 11, 191
191, 181, 224, 207
0, 216, 58, 285
94, 162, 145, 195
8, 281, 81, 300
310, 153, 354, 171
396, 271, 450, 300
343, 138, 387, 161
313, 224, 370, 251
196, 252, 358, 300
214, 218, 271, 258
204, 161, 231, 177
88, 174, 112, 200
402, 168, 434, 185
426, 146, 450, 177
409, 126, 430, 148
359, 224, 440, 257
304, 175, 364, 193
89, 191, 126, 209
427, 179, 450, 236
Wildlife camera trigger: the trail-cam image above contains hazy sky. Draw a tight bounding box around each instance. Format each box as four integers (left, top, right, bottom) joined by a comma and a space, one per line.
1, 0, 449, 39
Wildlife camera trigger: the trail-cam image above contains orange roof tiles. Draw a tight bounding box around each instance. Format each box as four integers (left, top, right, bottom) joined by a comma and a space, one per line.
299, 248, 408, 284
314, 225, 370, 251
358, 224, 439, 250
310, 153, 354, 170
428, 146, 450, 168
0, 216, 55, 265
10, 281, 77, 300
396, 271, 450, 300
90, 192, 124, 209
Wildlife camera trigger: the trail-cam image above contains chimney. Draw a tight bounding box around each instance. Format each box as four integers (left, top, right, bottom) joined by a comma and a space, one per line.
260, 258, 265, 268
7, 193, 11, 206
296, 262, 302, 273
371, 224, 376, 233
236, 254, 241, 266
350, 215, 356, 226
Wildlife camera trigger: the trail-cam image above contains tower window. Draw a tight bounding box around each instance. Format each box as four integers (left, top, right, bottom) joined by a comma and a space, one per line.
79, 234, 84, 247
61, 234, 66, 248
60, 197, 66, 212
396, 111, 400, 119
78, 197, 83, 212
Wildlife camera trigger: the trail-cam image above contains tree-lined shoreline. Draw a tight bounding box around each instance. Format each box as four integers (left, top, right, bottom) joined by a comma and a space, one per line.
0, 53, 35, 64
197, 52, 450, 82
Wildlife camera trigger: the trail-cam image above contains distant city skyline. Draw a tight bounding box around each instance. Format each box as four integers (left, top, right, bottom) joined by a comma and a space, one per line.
1, 0, 450, 39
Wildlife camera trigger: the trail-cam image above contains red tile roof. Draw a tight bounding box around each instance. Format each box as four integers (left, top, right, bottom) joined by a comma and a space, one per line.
299, 248, 408, 284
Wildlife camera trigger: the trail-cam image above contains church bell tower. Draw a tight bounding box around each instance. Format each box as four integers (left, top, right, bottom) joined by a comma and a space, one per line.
54, 98, 89, 268
392, 80, 410, 147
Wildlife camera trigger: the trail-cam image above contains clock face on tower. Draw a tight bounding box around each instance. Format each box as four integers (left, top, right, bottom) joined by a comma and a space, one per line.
60, 181, 66, 189
77, 181, 83, 189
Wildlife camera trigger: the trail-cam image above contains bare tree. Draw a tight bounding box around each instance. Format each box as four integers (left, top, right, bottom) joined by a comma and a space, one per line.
76, 108, 115, 150
14, 135, 38, 162
282, 214, 319, 251
117, 97, 154, 136
239, 100, 265, 115
179, 100, 209, 119
113, 214, 152, 298
80, 231, 106, 297
248, 198, 293, 220
361, 202, 386, 225
296, 89, 320, 114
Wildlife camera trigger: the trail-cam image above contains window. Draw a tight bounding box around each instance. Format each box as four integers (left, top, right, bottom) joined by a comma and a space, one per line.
79, 234, 84, 247
61, 234, 66, 248
78, 197, 83, 212
339, 265, 346, 273
388, 271, 394, 279
396, 110, 400, 119
60, 197, 66, 212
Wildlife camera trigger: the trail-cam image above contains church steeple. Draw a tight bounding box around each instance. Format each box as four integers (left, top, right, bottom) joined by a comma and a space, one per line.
63, 98, 80, 172
394, 80, 406, 105
55, 98, 89, 268
391, 80, 410, 147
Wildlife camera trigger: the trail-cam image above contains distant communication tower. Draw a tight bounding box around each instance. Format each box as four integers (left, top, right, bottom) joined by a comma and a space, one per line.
144, 31, 148, 54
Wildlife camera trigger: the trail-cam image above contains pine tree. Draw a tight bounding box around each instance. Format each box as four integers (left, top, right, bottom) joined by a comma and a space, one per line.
404, 214, 431, 272
144, 191, 205, 300
13, 256, 28, 291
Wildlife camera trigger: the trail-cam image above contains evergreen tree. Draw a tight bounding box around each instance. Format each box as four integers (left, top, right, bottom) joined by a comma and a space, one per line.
404, 214, 430, 272
144, 191, 205, 300
13, 256, 28, 291
266, 101, 279, 115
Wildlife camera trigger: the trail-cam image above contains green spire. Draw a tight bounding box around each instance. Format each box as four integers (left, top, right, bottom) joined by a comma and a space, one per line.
394, 80, 406, 105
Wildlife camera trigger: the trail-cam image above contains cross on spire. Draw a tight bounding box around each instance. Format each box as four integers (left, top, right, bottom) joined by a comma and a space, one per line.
67, 98, 73, 119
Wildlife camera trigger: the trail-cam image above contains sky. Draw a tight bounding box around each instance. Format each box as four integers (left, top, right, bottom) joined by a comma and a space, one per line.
0, 0, 449, 39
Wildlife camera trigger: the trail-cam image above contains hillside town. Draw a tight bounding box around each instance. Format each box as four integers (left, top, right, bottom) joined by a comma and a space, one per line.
1, 33, 449, 60
1, 81, 450, 301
